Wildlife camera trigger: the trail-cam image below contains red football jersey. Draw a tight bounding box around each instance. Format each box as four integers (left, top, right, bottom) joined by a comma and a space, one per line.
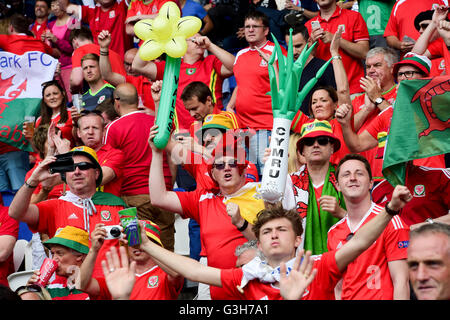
233, 41, 287, 130
384, 0, 446, 45
0, 34, 55, 55
305, 7, 369, 95
104, 111, 173, 195
95, 265, 182, 300
155, 55, 226, 130
72, 43, 126, 77
34, 198, 124, 278
372, 166, 450, 226
327, 203, 409, 300
96, 143, 124, 197
81, 0, 130, 57
176, 188, 248, 299
219, 250, 341, 300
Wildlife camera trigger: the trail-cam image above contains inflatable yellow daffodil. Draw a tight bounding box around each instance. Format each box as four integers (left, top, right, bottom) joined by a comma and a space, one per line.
134, 2, 202, 61
133, 1, 201, 149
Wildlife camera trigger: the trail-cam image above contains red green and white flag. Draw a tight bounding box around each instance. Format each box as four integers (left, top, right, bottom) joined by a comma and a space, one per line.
0, 51, 57, 151
382, 76, 450, 186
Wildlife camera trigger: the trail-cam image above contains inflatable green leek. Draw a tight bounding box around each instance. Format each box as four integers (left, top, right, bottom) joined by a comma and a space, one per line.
259, 30, 333, 203
134, 2, 201, 149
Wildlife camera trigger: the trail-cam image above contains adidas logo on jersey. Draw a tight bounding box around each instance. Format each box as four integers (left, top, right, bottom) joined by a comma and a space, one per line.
68, 213, 78, 220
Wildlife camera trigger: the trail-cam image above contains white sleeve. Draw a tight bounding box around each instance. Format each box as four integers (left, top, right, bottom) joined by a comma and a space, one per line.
282, 174, 296, 210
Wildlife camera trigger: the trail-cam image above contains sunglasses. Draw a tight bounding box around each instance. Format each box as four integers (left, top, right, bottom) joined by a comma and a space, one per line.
303, 137, 331, 147
69, 162, 96, 172
213, 161, 238, 170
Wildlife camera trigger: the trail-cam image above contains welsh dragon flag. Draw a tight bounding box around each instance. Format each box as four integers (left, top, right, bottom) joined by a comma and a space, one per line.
382, 76, 450, 186
0, 51, 58, 151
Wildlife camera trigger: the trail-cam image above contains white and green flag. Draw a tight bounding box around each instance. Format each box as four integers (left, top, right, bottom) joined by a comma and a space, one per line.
0, 51, 57, 151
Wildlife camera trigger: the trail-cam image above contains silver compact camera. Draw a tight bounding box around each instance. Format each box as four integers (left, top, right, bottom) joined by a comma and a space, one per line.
104, 225, 122, 240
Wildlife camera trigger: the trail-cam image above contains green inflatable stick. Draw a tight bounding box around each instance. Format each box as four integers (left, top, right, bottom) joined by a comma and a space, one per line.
153, 56, 181, 149
134, 2, 201, 149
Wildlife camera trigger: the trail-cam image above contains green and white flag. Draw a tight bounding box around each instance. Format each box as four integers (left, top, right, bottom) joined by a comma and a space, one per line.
0, 51, 58, 151
382, 76, 450, 186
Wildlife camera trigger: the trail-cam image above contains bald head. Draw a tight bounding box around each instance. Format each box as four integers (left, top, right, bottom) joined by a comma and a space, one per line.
124, 48, 138, 76
124, 48, 138, 61
114, 83, 138, 105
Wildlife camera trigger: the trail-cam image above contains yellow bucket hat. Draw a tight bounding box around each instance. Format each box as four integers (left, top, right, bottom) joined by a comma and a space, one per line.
196, 113, 239, 139
44, 226, 90, 254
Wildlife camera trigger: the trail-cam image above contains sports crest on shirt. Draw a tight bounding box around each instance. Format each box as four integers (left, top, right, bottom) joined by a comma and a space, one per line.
97, 95, 106, 105
413, 184, 425, 197
186, 68, 196, 75
148, 275, 159, 288
100, 210, 112, 221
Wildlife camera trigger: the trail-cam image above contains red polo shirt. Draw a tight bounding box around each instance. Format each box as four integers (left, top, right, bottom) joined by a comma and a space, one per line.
233, 41, 286, 130
154, 55, 225, 130
305, 7, 369, 95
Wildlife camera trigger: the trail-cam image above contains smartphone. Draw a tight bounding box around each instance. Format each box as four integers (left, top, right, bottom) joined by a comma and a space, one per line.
311, 20, 321, 29
403, 35, 416, 44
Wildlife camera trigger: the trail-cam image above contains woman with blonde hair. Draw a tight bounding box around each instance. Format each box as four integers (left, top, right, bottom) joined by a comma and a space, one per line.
288, 132, 305, 174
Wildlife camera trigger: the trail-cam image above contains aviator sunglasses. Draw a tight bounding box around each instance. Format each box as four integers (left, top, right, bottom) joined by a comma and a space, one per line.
212, 161, 239, 170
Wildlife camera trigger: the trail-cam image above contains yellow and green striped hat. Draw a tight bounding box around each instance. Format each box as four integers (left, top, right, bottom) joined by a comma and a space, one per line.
297, 119, 341, 153
44, 226, 90, 254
